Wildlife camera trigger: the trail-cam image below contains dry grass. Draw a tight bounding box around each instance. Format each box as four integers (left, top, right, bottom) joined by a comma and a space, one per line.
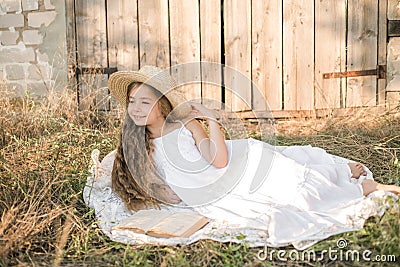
0, 85, 118, 266
0, 83, 399, 266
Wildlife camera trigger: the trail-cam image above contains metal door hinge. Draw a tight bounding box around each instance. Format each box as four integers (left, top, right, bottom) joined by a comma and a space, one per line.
323, 65, 386, 79
75, 67, 118, 75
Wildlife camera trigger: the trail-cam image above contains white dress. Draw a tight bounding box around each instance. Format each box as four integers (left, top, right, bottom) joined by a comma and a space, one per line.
151, 124, 380, 248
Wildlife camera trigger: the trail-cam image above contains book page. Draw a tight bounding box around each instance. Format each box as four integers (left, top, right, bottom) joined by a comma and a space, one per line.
112, 209, 172, 233
147, 212, 209, 238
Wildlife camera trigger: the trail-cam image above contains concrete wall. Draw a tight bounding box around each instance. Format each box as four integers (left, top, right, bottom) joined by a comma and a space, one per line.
0, 0, 67, 98
387, 0, 400, 107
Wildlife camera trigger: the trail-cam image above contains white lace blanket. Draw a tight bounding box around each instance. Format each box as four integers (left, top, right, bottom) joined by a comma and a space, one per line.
83, 149, 394, 250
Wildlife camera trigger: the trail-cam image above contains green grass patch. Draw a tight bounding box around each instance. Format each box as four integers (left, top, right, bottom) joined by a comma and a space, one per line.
0, 92, 399, 266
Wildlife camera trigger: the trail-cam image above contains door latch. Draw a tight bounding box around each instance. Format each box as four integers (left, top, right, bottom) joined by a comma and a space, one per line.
323, 65, 386, 79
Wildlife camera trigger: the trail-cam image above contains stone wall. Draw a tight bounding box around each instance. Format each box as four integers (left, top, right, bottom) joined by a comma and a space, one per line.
0, 0, 67, 98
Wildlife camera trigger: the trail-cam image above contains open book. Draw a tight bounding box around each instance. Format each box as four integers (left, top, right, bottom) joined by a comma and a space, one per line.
112, 209, 210, 238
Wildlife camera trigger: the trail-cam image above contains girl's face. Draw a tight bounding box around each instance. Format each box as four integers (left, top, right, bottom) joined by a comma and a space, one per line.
127, 84, 164, 126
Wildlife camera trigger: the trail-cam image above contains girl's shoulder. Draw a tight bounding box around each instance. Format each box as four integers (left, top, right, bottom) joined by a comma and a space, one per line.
161, 121, 183, 134
151, 122, 183, 140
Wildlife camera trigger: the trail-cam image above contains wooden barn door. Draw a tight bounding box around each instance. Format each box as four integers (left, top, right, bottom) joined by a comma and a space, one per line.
315, 0, 387, 110
66, 0, 388, 115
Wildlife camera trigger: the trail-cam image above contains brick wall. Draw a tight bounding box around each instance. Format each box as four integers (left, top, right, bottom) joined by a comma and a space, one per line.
0, 0, 67, 98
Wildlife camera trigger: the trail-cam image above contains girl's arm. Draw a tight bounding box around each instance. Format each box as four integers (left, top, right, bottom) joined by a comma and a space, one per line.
185, 102, 228, 168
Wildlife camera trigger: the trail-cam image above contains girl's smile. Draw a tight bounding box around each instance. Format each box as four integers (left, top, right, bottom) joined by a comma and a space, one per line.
132, 114, 147, 121
127, 84, 163, 127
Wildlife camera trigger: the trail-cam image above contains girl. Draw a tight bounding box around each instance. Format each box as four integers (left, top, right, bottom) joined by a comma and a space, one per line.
108, 65, 399, 247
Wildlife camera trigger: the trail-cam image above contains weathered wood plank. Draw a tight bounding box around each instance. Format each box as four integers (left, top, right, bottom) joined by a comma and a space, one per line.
224, 0, 252, 112
138, 0, 170, 69
235, 106, 386, 119
169, 0, 201, 101
283, 0, 314, 110
75, 0, 108, 110
95, 74, 110, 111
315, 0, 346, 109
65, 0, 79, 99
378, 0, 387, 106
107, 0, 138, 71
70, 0, 386, 114
251, 0, 282, 112
78, 73, 108, 110
200, 0, 222, 109
346, 0, 378, 107
75, 0, 107, 67
65, 0, 76, 68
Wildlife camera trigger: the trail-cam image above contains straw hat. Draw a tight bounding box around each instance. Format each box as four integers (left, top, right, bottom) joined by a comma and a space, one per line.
108, 65, 191, 119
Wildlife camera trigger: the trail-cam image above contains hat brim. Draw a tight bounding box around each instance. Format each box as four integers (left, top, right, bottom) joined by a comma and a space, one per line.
108, 71, 157, 106
108, 67, 192, 119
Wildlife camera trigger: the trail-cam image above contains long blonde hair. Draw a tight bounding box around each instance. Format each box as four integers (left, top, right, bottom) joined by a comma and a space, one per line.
111, 82, 176, 210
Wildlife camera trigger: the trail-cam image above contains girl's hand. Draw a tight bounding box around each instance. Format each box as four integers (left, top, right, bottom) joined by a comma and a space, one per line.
188, 101, 216, 120
185, 101, 228, 169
